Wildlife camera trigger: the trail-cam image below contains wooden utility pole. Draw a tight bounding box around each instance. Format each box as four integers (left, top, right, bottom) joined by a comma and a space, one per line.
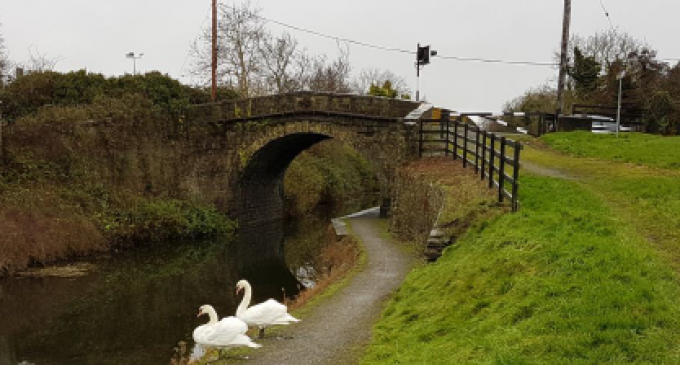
211, 0, 218, 102
555, 0, 571, 121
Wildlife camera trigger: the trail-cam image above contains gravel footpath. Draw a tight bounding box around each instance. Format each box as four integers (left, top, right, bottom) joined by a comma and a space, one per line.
234, 209, 414, 365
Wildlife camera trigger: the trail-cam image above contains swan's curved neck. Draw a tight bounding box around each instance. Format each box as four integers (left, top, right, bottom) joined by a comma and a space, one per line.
236, 282, 252, 317
206, 306, 219, 324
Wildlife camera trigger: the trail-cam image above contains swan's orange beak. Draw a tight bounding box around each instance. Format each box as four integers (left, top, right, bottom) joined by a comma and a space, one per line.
236, 286, 242, 295
196, 310, 202, 318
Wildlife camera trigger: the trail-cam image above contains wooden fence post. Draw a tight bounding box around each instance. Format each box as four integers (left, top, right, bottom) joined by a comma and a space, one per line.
0, 119, 3, 163
481, 130, 487, 180
488, 133, 495, 189
452, 119, 458, 160
512, 142, 521, 211
474, 127, 480, 174
418, 120, 423, 158
463, 123, 469, 168
443, 110, 450, 157
498, 136, 507, 202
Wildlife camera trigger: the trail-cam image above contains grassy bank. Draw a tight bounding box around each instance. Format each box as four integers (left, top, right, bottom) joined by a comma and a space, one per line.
0, 180, 236, 274
362, 145, 680, 363
542, 132, 680, 170
528, 133, 680, 272
0, 76, 238, 274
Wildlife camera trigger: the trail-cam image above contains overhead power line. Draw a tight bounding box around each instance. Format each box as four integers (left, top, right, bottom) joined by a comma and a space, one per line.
592, 1, 680, 64
597, 0, 615, 30
437, 55, 556, 67
261, 17, 412, 55
261, 16, 557, 67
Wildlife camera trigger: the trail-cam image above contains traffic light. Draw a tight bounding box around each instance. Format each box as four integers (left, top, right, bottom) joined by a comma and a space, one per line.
417, 45, 431, 65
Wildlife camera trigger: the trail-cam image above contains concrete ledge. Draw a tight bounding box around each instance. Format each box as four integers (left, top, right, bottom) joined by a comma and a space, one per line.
331, 218, 349, 238
331, 207, 381, 239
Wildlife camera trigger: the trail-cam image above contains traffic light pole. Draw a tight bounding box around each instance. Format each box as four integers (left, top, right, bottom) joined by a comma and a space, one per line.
415, 43, 434, 102
416, 50, 421, 102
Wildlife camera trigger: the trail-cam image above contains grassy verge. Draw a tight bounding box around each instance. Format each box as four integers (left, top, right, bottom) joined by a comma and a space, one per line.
524, 134, 680, 273
362, 172, 680, 364
541, 132, 680, 170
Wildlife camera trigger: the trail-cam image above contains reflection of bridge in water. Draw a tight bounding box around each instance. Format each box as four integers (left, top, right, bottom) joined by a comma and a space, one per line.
236, 219, 302, 302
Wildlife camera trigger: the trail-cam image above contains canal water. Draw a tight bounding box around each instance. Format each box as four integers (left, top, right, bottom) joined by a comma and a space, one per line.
0, 213, 337, 365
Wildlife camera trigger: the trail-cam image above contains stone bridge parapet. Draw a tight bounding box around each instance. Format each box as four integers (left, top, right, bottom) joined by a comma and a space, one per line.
189, 91, 422, 123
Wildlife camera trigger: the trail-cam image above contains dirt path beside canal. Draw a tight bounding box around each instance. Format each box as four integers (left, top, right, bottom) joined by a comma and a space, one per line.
234, 209, 415, 365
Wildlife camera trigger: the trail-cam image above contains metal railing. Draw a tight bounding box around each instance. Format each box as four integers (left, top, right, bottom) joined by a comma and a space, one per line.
419, 114, 523, 211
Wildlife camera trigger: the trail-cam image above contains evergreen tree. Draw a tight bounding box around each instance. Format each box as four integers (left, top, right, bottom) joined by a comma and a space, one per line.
568, 47, 601, 100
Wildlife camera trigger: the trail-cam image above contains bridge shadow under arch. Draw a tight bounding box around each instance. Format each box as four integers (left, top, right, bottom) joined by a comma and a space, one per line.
238, 132, 334, 228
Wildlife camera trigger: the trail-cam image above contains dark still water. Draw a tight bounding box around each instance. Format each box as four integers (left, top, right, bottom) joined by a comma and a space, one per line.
0, 214, 334, 365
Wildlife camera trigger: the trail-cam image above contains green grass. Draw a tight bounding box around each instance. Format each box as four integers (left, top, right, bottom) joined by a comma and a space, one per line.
523, 137, 680, 274
362, 175, 680, 364
542, 132, 680, 170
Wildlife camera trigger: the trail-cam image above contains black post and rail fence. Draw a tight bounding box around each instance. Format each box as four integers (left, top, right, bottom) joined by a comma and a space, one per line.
418, 111, 523, 211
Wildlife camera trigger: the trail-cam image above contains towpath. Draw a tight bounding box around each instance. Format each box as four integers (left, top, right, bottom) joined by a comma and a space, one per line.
234, 208, 414, 365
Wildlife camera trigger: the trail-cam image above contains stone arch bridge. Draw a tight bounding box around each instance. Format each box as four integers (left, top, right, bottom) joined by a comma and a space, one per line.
3, 92, 429, 228
189, 92, 425, 227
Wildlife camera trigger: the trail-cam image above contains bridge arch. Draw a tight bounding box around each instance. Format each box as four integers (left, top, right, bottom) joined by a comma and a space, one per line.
238, 132, 330, 226
235, 123, 413, 226
199, 92, 424, 227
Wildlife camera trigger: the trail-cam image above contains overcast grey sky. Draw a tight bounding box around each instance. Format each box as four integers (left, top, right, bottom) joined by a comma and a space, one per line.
1, 0, 678, 111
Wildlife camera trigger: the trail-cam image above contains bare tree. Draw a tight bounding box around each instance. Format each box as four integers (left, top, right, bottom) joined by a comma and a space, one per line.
503, 83, 576, 114
352, 67, 410, 96
22, 47, 59, 72
191, 1, 265, 97
190, 3, 357, 97
556, 29, 650, 72
305, 47, 351, 93
258, 32, 306, 93
0, 25, 8, 81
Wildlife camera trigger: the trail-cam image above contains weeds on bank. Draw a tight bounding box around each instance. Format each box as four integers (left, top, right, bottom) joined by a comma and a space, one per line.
285, 224, 366, 316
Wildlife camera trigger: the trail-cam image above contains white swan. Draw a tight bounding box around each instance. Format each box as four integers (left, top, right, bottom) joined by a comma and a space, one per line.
235, 279, 300, 338
193, 304, 262, 349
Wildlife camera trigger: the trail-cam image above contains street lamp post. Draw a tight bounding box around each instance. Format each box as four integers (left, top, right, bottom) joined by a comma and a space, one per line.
616, 70, 626, 138
125, 52, 144, 75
